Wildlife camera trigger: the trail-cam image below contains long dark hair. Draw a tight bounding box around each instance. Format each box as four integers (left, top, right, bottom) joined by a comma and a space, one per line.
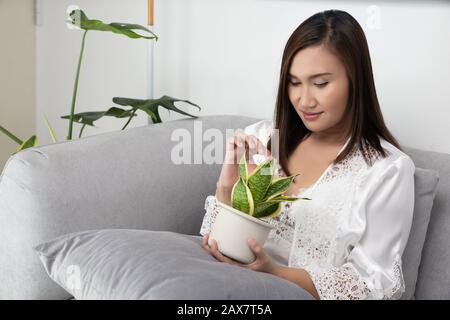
268, 10, 401, 177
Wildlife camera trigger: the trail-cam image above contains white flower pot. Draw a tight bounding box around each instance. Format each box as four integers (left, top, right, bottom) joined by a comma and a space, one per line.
208, 200, 275, 264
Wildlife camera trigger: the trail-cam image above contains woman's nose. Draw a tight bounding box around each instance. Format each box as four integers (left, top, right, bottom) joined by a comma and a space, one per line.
300, 88, 317, 108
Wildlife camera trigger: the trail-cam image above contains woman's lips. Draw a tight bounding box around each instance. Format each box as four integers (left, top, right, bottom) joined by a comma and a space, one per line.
302, 111, 323, 121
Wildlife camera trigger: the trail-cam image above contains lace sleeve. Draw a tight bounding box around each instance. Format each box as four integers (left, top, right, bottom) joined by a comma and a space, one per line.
301, 156, 415, 300
303, 264, 371, 300
199, 195, 220, 236
303, 256, 404, 300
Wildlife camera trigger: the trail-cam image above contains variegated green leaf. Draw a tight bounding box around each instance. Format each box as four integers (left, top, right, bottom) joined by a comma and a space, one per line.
231, 177, 254, 215
239, 149, 248, 183
265, 173, 301, 200
253, 202, 282, 218
247, 159, 274, 204
267, 195, 312, 203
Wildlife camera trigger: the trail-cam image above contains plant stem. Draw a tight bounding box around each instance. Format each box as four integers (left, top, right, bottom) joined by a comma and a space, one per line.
67, 30, 88, 141
121, 109, 137, 130
0, 125, 23, 145
79, 124, 87, 138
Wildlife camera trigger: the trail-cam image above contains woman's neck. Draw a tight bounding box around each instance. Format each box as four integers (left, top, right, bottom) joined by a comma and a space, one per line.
308, 130, 350, 147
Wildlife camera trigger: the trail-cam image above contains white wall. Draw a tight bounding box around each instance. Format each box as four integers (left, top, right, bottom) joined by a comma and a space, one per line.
0, 0, 36, 169
36, 0, 150, 145
36, 0, 450, 153
153, 0, 450, 154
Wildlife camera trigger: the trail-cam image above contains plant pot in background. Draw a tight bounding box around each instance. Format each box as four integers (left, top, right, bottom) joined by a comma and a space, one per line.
208, 200, 275, 264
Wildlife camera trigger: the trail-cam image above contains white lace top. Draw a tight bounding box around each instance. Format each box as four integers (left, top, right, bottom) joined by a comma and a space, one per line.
200, 119, 415, 300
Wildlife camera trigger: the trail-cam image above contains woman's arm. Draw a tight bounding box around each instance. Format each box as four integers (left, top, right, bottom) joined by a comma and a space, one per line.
215, 182, 232, 206
270, 265, 320, 300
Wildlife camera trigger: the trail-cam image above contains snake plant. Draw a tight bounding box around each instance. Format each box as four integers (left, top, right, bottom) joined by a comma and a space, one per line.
231, 146, 311, 218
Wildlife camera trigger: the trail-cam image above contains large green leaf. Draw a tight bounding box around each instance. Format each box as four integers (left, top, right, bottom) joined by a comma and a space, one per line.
112, 97, 160, 123
247, 159, 274, 204
17, 135, 37, 151
231, 177, 254, 215
61, 107, 135, 126
264, 174, 301, 201
67, 9, 158, 40
113, 96, 201, 124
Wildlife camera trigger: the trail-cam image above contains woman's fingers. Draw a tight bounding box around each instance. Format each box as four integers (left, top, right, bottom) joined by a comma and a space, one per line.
202, 233, 209, 246
225, 133, 271, 166
225, 134, 249, 164
202, 234, 211, 252
210, 239, 242, 266
249, 135, 271, 158
245, 136, 271, 169
246, 135, 269, 155
204, 236, 255, 268
255, 137, 271, 158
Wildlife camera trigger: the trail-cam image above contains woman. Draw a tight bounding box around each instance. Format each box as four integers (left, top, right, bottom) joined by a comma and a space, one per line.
200, 9, 415, 300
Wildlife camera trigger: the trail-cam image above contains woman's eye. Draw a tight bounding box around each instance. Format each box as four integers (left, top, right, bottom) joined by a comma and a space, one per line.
288, 80, 301, 86
314, 82, 329, 87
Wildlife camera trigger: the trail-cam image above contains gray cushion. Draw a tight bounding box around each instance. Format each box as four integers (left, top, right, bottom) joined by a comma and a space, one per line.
404, 146, 450, 300
33, 229, 314, 300
401, 167, 439, 300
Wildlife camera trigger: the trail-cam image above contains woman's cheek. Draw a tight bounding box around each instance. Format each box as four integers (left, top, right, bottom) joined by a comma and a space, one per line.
333, 81, 350, 108
322, 85, 347, 112
316, 90, 332, 110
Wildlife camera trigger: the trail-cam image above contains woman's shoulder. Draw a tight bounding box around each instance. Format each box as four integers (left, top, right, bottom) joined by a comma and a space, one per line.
243, 119, 274, 145
362, 136, 416, 180
379, 137, 415, 169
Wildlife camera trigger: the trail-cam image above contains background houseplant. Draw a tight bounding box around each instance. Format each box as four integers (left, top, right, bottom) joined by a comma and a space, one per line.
208, 145, 311, 263
0, 9, 200, 153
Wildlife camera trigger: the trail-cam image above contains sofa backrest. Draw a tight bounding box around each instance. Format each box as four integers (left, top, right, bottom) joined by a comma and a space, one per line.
404, 146, 450, 299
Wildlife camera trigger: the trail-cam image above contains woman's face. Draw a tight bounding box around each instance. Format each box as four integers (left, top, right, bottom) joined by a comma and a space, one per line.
287, 44, 351, 141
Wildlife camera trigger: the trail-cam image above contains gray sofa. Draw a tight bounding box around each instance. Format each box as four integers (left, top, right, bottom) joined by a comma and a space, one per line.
0, 115, 449, 300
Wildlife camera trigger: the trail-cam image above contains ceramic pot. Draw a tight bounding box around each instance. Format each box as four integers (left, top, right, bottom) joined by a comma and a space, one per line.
208, 200, 275, 264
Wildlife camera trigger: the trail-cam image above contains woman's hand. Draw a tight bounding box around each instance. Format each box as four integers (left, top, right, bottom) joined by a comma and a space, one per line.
201, 233, 277, 274
216, 134, 271, 205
